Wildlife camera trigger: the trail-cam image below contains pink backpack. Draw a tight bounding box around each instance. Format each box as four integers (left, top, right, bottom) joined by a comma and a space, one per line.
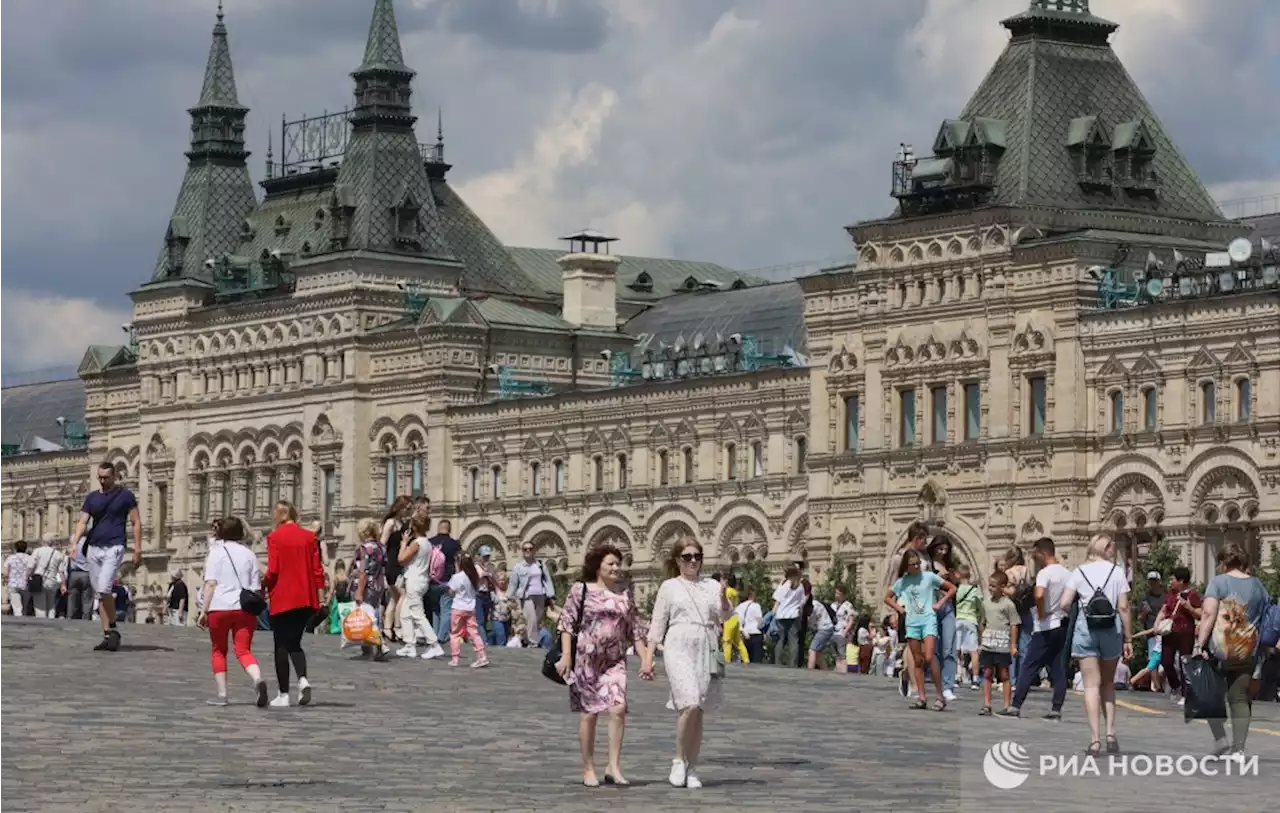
428, 544, 446, 583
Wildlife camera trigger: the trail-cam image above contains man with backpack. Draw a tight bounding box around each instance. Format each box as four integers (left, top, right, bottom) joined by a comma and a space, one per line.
1005, 537, 1071, 720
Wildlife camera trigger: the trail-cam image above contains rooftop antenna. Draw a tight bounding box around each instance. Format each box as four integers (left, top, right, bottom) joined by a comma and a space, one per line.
436, 107, 445, 161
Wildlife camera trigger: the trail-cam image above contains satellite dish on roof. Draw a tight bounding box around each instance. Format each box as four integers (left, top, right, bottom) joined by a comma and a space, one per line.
1227, 237, 1253, 264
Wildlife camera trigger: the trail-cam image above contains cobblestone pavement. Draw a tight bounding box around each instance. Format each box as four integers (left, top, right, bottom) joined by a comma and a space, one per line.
2, 617, 1276, 812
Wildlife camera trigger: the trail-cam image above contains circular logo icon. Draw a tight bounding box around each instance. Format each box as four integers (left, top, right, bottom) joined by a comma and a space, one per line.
983, 740, 1031, 790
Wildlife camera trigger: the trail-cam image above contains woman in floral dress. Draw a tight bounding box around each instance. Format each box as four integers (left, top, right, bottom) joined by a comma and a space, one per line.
555, 543, 640, 787
640, 537, 731, 789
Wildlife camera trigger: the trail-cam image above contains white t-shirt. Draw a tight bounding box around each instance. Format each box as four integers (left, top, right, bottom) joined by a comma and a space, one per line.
834, 600, 856, 637
201, 540, 261, 612
1067, 561, 1129, 625
1034, 563, 1071, 632
809, 600, 835, 632
448, 571, 478, 612
735, 600, 763, 635
772, 582, 805, 619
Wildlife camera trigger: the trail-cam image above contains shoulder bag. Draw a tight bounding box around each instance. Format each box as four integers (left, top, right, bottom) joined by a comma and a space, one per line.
681, 579, 727, 679
542, 580, 588, 685
222, 545, 268, 616
28, 550, 59, 594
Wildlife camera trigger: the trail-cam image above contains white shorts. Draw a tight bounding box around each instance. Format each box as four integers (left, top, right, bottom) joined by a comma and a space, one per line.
87, 545, 125, 597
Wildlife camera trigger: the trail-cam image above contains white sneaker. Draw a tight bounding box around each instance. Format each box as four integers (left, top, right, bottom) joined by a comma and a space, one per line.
421, 644, 444, 660
944, 689, 957, 702
270, 694, 290, 708
298, 677, 312, 707
685, 771, 702, 789
396, 645, 417, 658
668, 759, 687, 787
1177, 697, 1186, 707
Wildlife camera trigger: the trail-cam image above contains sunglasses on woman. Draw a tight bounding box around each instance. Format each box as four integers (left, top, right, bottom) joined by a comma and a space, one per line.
680, 552, 704, 563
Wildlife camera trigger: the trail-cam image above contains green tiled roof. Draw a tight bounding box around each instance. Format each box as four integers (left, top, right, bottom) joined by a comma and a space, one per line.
506, 247, 758, 302
949, 3, 1223, 221
472, 297, 571, 331
429, 180, 544, 298
1, 378, 86, 449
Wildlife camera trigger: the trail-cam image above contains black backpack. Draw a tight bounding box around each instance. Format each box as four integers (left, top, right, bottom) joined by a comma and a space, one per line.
1011, 581, 1036, 614
1078, 565, 1118, 630
824, 602, 838, 625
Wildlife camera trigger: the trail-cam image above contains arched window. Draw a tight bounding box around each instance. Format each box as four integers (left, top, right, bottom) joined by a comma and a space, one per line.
725, 443, 737, 481
1236, 378, 1251, 421
469, 467, 479, 502
1109, 390, 1124, 434
683, 446, 694, 484
1142, 388, 1157, 431
658, 449, 670, 486
245, 471, 256, 518
17, 510, 27, 539
36, 509, 45, 539
794, 437, 807, 473
553, 459, 565, 494
491, 466, 503, 499
530, 461, 542, 496
751, 441, 763, 477
593, 455, 603, 492
1200, 381, 1216, 425
385, 458, 397, 506
617, 454, 628, 489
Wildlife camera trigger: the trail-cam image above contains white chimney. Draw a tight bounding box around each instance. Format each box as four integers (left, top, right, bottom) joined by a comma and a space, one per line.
557, 229, 621, 330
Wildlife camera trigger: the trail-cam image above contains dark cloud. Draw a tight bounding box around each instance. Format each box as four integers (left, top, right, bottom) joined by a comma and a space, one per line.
1, 0, 1276, 372
441, 0, 610, 53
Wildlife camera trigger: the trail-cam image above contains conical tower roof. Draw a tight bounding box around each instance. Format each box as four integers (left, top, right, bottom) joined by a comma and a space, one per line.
952, 0, 1222, 221
150, 2, 256, 283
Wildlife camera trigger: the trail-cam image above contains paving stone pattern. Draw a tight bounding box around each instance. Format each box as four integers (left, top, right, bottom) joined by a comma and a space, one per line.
2, 618, 1275, 812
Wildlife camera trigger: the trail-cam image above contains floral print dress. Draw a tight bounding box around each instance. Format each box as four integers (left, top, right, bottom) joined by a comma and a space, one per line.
557, 583, 640, 714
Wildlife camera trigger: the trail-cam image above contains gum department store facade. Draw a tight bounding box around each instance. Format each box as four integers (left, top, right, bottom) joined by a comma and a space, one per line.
3, 0, 1277, 619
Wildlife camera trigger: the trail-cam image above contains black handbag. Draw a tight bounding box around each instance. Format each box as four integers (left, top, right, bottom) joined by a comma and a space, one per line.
222, 546, 267, 616
28, 551, 59, 594
542, 581, 588, 685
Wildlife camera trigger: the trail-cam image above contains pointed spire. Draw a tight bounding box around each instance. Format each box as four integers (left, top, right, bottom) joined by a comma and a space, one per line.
436, 107, 444, 158
198, 0, 244, 108
360, 0, 409, 71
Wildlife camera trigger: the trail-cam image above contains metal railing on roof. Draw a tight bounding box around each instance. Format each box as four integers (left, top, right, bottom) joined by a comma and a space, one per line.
1219, 195, 1280, 219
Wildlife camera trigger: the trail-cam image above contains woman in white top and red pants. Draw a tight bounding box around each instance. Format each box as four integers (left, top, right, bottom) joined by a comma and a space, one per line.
197, 517, 268, 708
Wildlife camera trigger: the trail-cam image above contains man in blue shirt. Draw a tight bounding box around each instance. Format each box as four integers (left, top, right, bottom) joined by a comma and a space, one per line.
70, 462, 142, 651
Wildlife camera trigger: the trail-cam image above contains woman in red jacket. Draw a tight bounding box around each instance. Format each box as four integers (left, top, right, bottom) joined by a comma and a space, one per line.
263, 500, 325, 708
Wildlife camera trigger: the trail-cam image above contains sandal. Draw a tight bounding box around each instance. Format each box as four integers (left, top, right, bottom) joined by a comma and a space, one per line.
1105, 735, 1120, 755
910, 699, 928, 710
978, 706, 993, 716
1085, 740, 1102, 756
933, 699, 947, 712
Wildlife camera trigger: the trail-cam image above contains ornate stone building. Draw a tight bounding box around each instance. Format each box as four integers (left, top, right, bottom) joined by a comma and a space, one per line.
3, 0, 1276, 618
0, 0, 810, 615
802, 0, 1278, 592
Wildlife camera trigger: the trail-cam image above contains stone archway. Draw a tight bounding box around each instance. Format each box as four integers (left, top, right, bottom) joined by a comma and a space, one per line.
651, 520, 695, 563
466, 534, 506, 570
1190, 466, 1260, 579
719, 515, 767, 567
530, 530, 570, 577
588, 525, 634, 568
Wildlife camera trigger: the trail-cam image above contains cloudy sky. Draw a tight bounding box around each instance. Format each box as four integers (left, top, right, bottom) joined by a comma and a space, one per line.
2, 0, 1277, 373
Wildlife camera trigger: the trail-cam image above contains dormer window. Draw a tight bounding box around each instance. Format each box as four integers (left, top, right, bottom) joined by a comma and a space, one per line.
1066, 115, 1112, 192
239, 219, 256, 243
730, 279, 747, 290
682, 276, 698, 291
1112, 120, 1158, 196
629, 271, 654, 293
393, 190, 422, 250
164, 217, 190, 275
273, 215, 292, 236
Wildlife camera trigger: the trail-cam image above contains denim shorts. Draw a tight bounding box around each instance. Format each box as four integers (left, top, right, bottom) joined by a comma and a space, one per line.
956, 620, 980, 651
810, 626, 845, 652
1071, 616, 1123, 660
905, 615, 938, 641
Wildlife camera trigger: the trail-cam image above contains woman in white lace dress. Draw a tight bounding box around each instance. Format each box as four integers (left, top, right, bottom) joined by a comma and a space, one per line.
641, 538, 731, 789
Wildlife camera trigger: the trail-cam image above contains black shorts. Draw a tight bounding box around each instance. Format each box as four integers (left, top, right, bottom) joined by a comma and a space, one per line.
897, 612, 907, 643
980, 650, 1012, 670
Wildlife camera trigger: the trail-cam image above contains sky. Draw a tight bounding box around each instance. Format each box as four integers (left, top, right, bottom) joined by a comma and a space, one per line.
2, 0, 1277, 374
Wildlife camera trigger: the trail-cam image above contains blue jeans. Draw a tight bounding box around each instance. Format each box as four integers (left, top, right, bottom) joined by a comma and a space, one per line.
1012, 624, 1069, 712
492, 619, 509, 646
475, 594, 490, 642
774, 618, 800, 666
936, 603, 957, 692
435, 591, 453, 644
1012, 607, 1034, 684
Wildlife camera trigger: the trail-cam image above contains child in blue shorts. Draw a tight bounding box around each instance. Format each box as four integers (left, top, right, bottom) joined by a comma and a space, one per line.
886, 549, 955, 710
